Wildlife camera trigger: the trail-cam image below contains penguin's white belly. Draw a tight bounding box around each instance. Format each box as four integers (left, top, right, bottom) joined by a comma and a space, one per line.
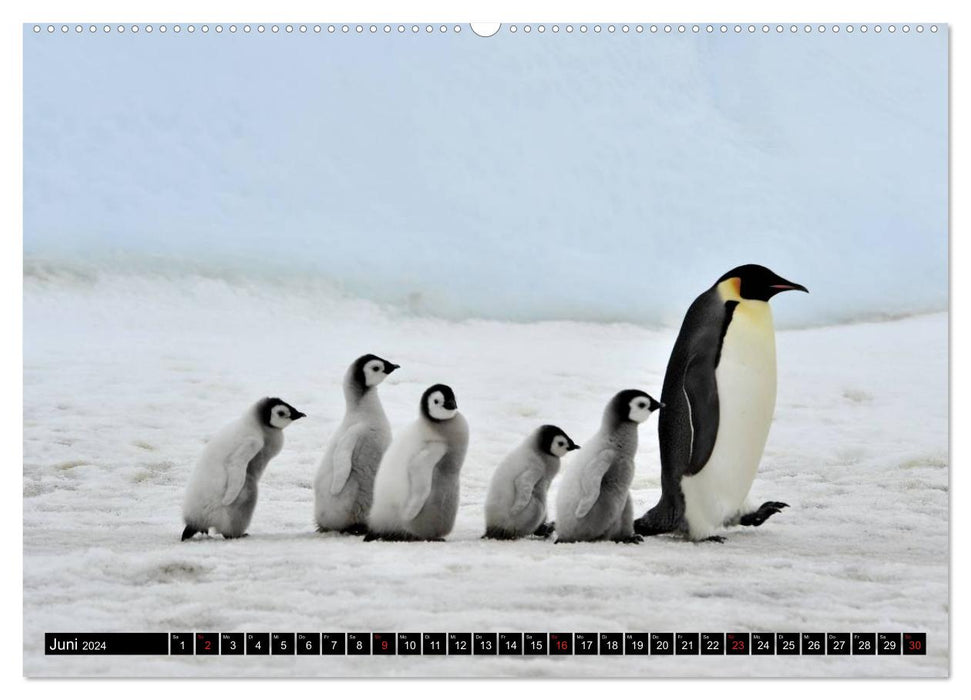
368, 423, 428, 531
682, 302, 777, 539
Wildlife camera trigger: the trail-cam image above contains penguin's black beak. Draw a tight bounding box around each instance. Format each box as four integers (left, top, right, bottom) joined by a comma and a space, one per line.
769, 276, 809, 294
569, 443, 581, 451
385, 363, 400, 374
443, 398, 457, 410
292, 410, 307, 420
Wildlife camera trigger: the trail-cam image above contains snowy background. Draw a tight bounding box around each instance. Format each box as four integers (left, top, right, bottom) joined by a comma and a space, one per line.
24, 26, 946, 326
23, 25, 947, 677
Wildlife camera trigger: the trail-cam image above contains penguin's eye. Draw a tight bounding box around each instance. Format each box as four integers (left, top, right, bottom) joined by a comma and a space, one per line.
637, 402, 646, 409
434, 398, 441, 405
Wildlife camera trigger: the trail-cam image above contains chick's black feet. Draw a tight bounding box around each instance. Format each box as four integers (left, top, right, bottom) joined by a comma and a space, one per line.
340, 523, 369, 536
533, 521, 555, 539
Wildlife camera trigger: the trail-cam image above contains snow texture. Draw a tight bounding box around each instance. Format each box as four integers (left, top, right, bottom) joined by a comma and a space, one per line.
23, 266, 948, 677
23, 28, 947, 327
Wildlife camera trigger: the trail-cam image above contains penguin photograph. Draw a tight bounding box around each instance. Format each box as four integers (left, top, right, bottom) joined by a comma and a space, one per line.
20, 4, 949, 680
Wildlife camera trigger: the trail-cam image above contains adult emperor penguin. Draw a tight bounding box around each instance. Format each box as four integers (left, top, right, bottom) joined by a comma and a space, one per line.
555, 390, 661, 543
182, 397, 305, 540
633, 264, 808, 542
483, 425, 579, 540
365, 384, 469, 541
313, 354, 399, 535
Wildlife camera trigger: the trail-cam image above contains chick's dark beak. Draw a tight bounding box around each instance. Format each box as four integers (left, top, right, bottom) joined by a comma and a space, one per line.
569, 443, 581, 451
385, 363, 400, 373
292, 410, 307, 420
443, 399, 457, 410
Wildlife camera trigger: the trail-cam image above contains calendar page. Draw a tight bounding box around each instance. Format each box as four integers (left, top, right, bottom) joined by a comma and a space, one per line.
23, 18, 948, 678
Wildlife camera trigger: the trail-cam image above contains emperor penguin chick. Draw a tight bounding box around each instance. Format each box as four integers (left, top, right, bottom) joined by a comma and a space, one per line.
555, 390, 661, 543
182, 397, 305, 540
314, 354, 399, 535
365, 384, 469, 541
483, 425, 579, 540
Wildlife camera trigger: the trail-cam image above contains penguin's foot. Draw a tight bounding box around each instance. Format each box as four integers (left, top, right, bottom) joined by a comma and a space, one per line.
363, 530, 424, 542
222, 533, 249, 540
633, 516, 674, 537
698, 535, 726, 543
482, 527, 517, 540
532, 521, 555, 539
613, 534, 644, 544
340, 523, 369, 536
739, 501, 789, 527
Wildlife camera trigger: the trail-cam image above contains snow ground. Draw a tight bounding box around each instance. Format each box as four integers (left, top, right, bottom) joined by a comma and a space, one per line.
23, 269, 948, 677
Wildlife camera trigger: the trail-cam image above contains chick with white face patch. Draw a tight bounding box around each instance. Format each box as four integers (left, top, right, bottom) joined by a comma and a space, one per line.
634, 264, 808, 542
483, 425, 579, 540
365, 384, 469, 541
314, 354, 398, 535
182, 397, 305, 540
554, 390, 661, 543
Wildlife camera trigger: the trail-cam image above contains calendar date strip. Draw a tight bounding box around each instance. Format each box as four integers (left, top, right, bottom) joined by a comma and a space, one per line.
45, 632, 926, 656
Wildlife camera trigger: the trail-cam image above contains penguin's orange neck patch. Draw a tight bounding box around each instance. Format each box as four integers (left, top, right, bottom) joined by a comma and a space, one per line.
717, 277, 742, 302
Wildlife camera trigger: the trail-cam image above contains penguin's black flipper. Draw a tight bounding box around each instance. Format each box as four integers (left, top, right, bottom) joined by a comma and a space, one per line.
739, 502, 788, 527
681, 352, 722, 475
181, 526, 198, 541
